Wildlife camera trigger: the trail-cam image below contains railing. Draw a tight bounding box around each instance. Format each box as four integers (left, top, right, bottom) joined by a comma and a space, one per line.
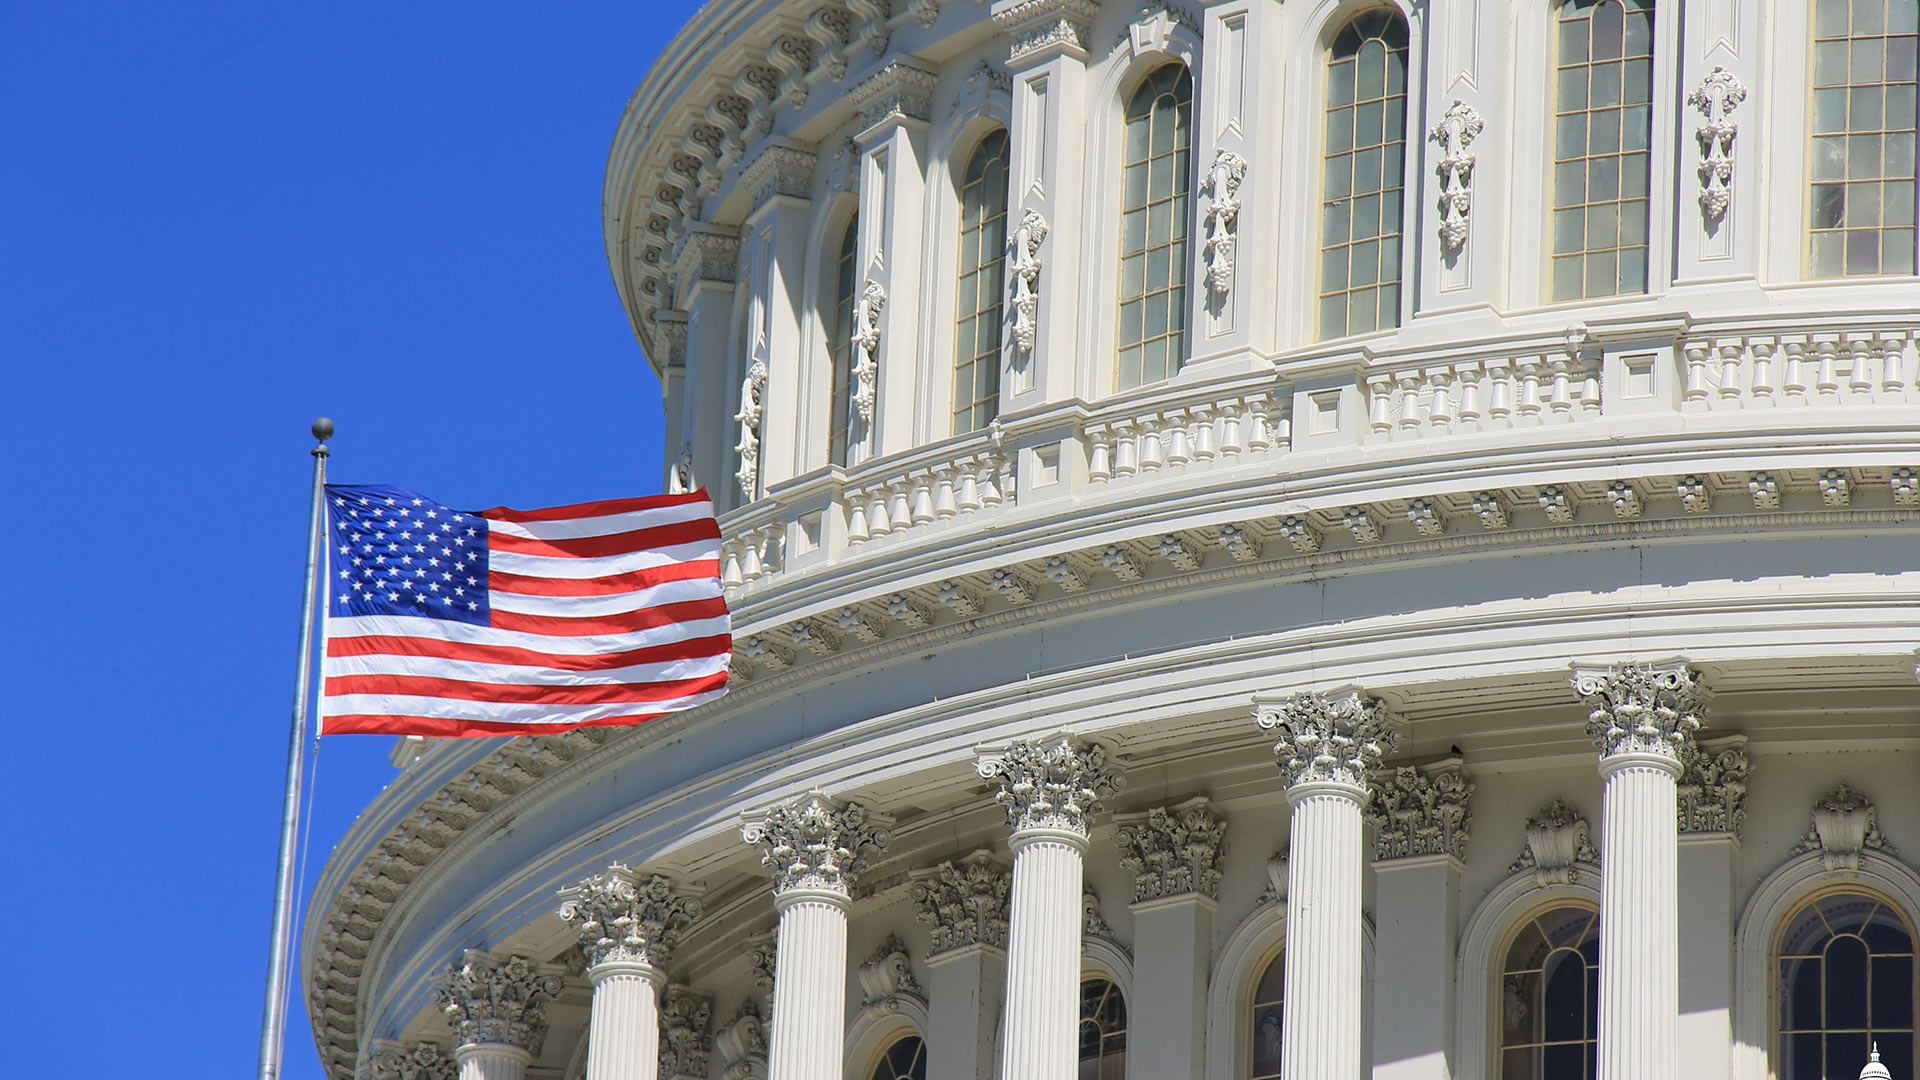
843, 440, 1015, 544
1085, 383, 1290, 484
1679, 328, 1915, 410
1364, 353, 1603, 441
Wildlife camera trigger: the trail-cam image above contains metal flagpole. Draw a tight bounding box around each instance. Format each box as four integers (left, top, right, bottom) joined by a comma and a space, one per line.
258, 417, 333, 1080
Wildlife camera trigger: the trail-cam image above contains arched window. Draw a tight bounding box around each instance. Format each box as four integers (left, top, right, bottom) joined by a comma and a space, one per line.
1248, 945, 1284, 1080
1318, 10, 1409, 339
1080, 976, 1128, 1080
865, 1034, 927, 1080
1117, 63, 1193, 391
827, 215, 859, 466
1809, 0, 1919, 277
1498, 905, 1599, 1079
955, 129, 1009, 434
1550, 0, 1655, 300
1776, 890, 1917, 1079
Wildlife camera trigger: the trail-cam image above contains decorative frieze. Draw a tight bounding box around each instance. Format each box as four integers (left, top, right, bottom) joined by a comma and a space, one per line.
849, 60, 938, 131
993, 0, 1101, 63
1471, 491, 1511, 530
857, 934, 923, 1007
1676, 475, 1712, 515
1428, 100, 1483, 254
1278, 515, 1323, 554
1819, 469, 1852, 507
1571, 660, 1708, 762
1793, 783, 1895, 871
851, 280, 886, 425
910, 849, 1012, 955
1538, 485, 1577, 524
1687, 67, 1746, 222
741, 792, 893, 896
977, 735, 1127, 838
1114, 796, 1228, 902
435, 951, 564, 1052
1676, 739, 1749, 835
1008, 208, 1048, 357
1343, 505, 1386, 545
1406, 499, 1446, 537
1201, 150, 1248, 296
659, 985, 715, 1080
1368, 763, 1473, 861
1215, 523, 1262, 562
1510, 798, 1598, 886
366, 1042, 456, 1080
740, 142, 816, 214
673, 227, 741, 294
1254, 688, 1400, 789
1749, 471, 1781, 510
556, 863, 701, 970
1605, 480, 1642, 520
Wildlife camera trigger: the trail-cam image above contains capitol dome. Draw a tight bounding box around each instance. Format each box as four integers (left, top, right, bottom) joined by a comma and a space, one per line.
306, 1, 1920, 1079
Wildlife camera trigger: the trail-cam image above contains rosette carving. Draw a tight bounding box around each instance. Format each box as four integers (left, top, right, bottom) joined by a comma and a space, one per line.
435, 951, 564, 1052
557, 863, 701, 970
1254, 688, 1400, 789
1368, 764, 1473, 861
1571, 661, 1708, 762
977, 735, 1128, 838
741, 792, 893, 896
909, 849, 1011, 956
1114, 796, 1227, 902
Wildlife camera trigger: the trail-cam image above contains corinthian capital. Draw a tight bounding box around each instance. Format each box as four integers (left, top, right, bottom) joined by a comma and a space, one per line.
1677, 736, 1749, 835
1368, 762, 1473, 861
435, 951, 564, 1052
976, 735, 1127, 838
1571, 660, 1708, 762
1254, 688, 1400, 790
556, 863, 701, 970
909, 849, 1011, 956
1114, 796, 1228, 902
659, 984, 715, 1080
741, 792, 893, 897
365, 1041, 455, 1080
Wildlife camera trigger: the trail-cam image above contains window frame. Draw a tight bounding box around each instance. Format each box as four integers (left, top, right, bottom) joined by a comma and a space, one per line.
1804, 0, 1920, 279
953, 127, 1011, 435
1114, 60, 1198, 392
1492, 900, 1602, 1080
1315, 8, 1414, 341
1770, 885, 1919, 1080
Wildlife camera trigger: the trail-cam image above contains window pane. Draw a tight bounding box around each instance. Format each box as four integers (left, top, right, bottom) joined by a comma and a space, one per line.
1810, 0, 1920, 275
1318, 12, 1409, 339
1115, 64, 1191, 389
1501, 907, 1600, 1080
827, 216, 859, 465
1553, 0, 1656, 299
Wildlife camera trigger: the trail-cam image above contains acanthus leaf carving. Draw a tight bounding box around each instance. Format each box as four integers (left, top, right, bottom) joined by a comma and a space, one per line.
556, 864, 701, 970
1082, 881, 1113, 937
1201, 150, 1249, 296
741, 792, 893, 896
435, 951, 564, 1053
366, 1042, 456, 1080
977, 735, 1127, 838
1687, 66, 1746, 223
1114, 796, 1228, 902
1368, 763, 1474, 861
1253, 688, 1400, 789
910, 849, 1011, 956
1008, 208, 1048, 359
1429, 100, 1483, 255
1509, 797, 1598, 887
714, 1000, 768, 1080
1676, 738, 1749, 835
1570, 660, 1708, 762
856, 934, 923, 1008
1793, 783, 1895, 871
659, 985, 715, 1080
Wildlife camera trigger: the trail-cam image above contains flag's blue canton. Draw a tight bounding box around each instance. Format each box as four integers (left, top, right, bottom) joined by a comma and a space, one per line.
325, 484, 490, 626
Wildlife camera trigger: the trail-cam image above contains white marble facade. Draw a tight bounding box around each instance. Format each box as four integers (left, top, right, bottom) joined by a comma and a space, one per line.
309, 1, 1920, 1080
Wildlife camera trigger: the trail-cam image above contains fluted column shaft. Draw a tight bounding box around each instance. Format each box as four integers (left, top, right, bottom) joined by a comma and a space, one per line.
1596, 752, 1682, 1080
1000, 827, 1088, 1080
586, 960, 666, 1080
769, 889, 852, 1080
456, 1044, 532, 1080
1281, 781, 1368, 1080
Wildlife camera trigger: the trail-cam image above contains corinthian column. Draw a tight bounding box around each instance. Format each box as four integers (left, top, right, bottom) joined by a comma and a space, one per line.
741, 793, 892, 1080
557, 864, 701, 1080
977, 736, 1126, 1080
436, 951, 565, 1080
1572, 661, 1709, 1080
1253, 688, 1400, 1080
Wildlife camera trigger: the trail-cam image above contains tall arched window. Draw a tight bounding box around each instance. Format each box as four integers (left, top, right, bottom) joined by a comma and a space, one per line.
1318, 10, 1409, 339
1080, 976, 1128, 1080
1498, 905, 1599, 1079
955, 129, 1009, 435
827, 215, 859, 466
866, 1035, 927, 1080
1117, 63, 1193, 391
1248, 945, 1284, 1080
1777, 891, 1917, 1079
1809, 0, 1919, 277
1550, 0, 1655, 300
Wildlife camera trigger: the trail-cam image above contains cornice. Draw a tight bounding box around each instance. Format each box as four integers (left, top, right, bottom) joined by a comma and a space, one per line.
848, 59, 939, 135
991, 0, 1101, 63
740, 139, 818, 215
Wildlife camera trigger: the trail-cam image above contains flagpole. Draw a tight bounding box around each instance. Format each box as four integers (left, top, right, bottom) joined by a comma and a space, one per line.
258, 417, 333, 1080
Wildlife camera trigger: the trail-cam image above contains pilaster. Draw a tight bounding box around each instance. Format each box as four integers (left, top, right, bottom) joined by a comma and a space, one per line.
738, 141, 818, 496
1674, 0, 1763, 282
991, 0, 1095, 409
1418, 0, 1499, 315
1188, 2, 1274, 361
434, 951, 564, 1080
1254, 688, 1399, 1080
1572, 660, 1709, 1080
673, 224, 743, 511
1115, 797, 1226, 1080
1368, 759, 1472, 1080
912, 850, 1012, 1080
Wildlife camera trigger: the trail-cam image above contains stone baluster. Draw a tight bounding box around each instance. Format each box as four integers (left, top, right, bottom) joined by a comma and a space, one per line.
1571, 661, 1710, 1080
557, 864, 701, 1080
1253, 688, 1401, 1080
742, 793, 892, 1080
977, 736, 1127, 1080
436, 951, 565, 1080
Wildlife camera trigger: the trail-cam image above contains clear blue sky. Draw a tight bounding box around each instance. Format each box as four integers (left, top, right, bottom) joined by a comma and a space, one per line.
0, 5, 698, 1076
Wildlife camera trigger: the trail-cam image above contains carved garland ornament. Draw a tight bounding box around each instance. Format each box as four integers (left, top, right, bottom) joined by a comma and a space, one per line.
851, 281, 886, 425
1115, 797, 1228, 902
741, 792, 893, 896
909, 850, 1011, 955
1253, 689, 1400, 789
977, 735, 1127, 838
1571, 661, 1708, 762
556, 863, 701, 970
1201, 150, 1249, 296
734, 357, 767, 500
1008, 209, 1048, 357
435, 952, 564, 1053
1368, 765, 1474, 861
1687, 66, 1747, 222
1428, 100, 1483, 255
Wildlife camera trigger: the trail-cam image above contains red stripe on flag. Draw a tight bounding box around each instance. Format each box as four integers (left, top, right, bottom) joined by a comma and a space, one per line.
487, 596, 729, 637
321, 708, 711, 737
488, 559, 719, 597
325, 669, 730, 706
479, 489, 713, 523
325, 632, 733, 671
485, 518, 721, 559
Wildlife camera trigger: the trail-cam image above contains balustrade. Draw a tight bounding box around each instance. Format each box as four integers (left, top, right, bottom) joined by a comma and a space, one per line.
1680, 329, 1913, 409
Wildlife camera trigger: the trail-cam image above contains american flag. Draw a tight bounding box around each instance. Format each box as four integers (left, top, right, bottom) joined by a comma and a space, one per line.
319, 484, 730, 737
